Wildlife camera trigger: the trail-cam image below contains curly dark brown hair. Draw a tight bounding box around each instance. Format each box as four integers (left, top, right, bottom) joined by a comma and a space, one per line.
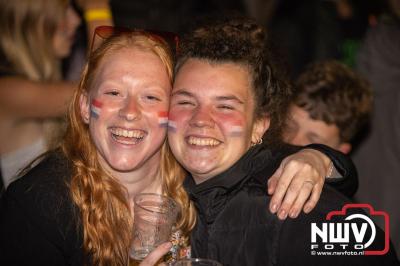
294, 60, 373, 142
175, 16, 292, 145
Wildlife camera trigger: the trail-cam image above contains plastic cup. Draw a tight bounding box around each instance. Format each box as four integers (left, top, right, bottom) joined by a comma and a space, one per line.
130, 193, 179, 260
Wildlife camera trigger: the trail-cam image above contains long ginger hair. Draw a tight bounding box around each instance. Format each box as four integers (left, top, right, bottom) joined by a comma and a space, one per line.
62, 31, 196, 266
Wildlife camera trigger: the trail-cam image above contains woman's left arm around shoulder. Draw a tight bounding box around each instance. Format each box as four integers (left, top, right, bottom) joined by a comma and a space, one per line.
267, 144, 357, 220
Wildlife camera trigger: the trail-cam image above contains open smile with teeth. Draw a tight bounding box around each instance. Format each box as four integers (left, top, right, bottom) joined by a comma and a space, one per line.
187, 136, 221, 146
110, 127, 146, 144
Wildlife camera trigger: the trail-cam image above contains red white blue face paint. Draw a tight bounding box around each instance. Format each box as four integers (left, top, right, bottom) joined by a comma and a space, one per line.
229, 121, 244, 137
90, 99, 103, 119
167, 113, 178, 133
158, 111, 169, 128
168, 119, 178, 133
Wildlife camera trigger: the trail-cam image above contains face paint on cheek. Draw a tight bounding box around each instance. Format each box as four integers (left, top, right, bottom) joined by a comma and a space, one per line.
229, 120, 245, 137
158, 111, 169, 128
90, 99, 103, 119
168, 120, 178, 133
167, 114, 178, 133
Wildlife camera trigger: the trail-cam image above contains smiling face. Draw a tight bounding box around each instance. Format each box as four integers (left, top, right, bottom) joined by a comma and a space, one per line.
168, 59, 270, 183
283, 104, 351, 153
80, 47, 171, 177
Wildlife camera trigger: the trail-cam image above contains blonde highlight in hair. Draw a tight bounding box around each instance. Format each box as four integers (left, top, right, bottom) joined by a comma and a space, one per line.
0, 0, 68, 81
62, 31, 195, 265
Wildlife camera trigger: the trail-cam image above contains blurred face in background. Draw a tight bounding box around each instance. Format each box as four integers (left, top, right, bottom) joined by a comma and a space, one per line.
53, 4, 81, 58
283, 104, 351, 154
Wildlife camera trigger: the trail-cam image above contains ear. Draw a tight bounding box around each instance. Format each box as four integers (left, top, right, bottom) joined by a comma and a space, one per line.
79, 92, 90, 124
251, 115, 271, 144
338, 142, 352, 154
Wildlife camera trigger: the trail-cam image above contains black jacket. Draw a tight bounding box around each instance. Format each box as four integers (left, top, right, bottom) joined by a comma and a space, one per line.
185, 146, 399, 266
0, 152, 84, 265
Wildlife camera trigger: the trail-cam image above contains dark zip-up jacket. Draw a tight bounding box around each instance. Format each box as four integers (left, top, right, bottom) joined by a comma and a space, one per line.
185, 146, 399, 266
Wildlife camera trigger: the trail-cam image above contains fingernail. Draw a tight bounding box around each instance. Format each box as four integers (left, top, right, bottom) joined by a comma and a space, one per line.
271, 203, 277, 213
304, 206, 311, 213
278, 210, 287, 220
289, 210, 298, 218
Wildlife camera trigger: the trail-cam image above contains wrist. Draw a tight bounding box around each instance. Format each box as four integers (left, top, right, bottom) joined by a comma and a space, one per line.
84, 8, 112, 22
303, 148, 331, 178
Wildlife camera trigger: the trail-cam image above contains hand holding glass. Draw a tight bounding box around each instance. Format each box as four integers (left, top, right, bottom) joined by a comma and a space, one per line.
130, 193, 179, 260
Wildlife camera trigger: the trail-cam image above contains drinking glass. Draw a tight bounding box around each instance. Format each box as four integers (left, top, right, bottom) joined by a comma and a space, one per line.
130, 193, 179, 260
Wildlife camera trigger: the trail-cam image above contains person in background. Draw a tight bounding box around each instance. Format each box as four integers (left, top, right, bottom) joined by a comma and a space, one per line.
283, 60, 372, 155
0, 0, 112, 190
282, 60, 373, 198
168, 16, 399, 265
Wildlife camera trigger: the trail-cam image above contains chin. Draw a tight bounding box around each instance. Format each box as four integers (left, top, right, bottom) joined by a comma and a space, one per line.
186, 164, 214, 177
109, 164, 138, 173
55, 47, 72, 59
103, 156, 134, 170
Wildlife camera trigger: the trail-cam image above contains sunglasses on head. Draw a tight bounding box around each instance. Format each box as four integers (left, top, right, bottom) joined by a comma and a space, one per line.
91, 25, 179, 55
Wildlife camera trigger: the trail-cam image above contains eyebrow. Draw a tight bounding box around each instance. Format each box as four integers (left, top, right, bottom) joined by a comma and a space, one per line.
215, 95, 244, 104
171, 89, 194, 97
172, 89, 244, 104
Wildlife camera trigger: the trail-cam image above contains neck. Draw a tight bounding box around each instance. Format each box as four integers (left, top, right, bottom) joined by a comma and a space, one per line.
100, 155, 163, 203
115, 166, 162, 218
118, 166, 163, 203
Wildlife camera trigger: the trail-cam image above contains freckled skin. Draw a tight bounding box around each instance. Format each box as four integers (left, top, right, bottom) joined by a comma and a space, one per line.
80, 47, 171, 180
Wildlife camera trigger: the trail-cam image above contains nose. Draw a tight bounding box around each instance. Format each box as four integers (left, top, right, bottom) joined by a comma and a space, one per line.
189, 105, 215, 128
119, 97, 141, 121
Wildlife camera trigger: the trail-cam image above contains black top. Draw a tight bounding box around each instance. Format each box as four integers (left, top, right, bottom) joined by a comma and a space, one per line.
185, 146, 399, 266
0, 151, 84, 265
